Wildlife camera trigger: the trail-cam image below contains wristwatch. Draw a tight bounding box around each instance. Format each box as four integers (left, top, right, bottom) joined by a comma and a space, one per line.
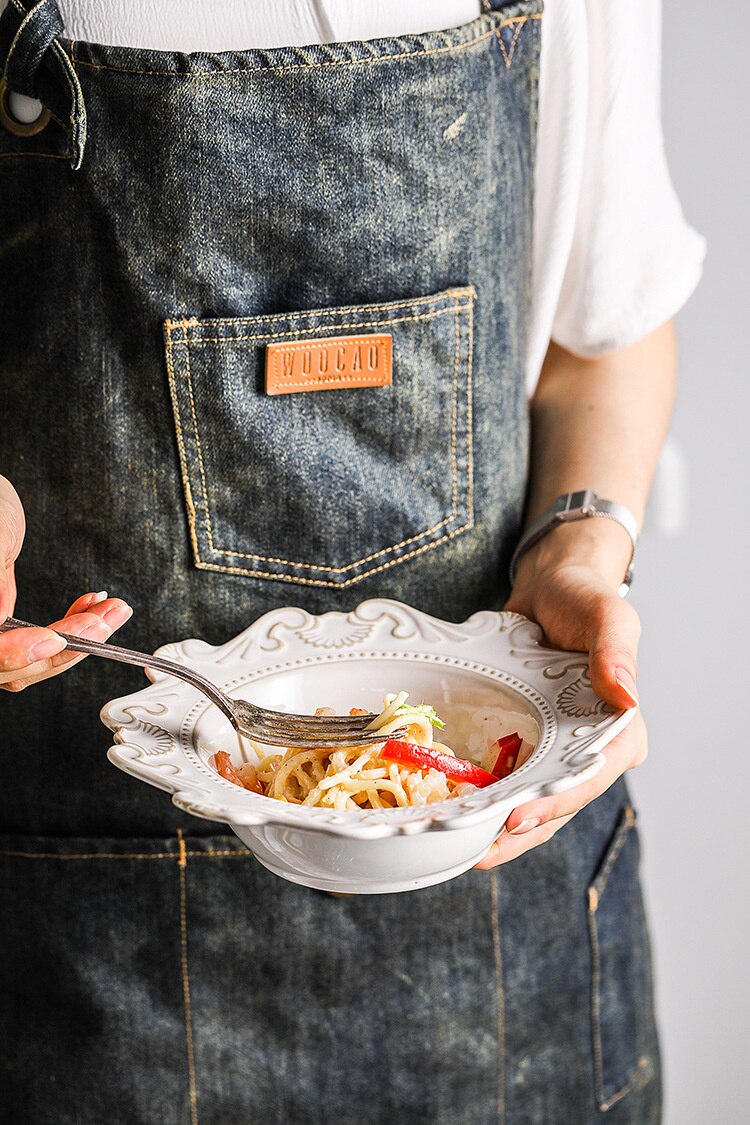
509, 489, 639, 598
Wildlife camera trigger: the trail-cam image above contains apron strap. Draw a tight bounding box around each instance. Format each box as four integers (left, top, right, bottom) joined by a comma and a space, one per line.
0, 0, 87, 169
4, 0, 63, 97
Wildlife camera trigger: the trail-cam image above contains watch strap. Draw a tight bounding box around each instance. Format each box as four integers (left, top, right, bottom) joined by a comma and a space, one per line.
509, 490, 638, 597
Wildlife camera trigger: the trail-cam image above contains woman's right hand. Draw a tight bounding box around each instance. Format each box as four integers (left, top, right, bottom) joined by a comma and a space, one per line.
0, 475, 133, 691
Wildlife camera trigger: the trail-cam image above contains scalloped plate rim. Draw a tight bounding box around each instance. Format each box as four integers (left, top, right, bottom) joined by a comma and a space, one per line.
101, 599, 634, 840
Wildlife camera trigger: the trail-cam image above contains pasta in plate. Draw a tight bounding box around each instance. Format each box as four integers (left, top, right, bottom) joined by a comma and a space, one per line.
211, 692, 535, 811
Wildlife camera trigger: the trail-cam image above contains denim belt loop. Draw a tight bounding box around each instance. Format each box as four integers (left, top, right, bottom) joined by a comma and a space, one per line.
1, 0, 87, 168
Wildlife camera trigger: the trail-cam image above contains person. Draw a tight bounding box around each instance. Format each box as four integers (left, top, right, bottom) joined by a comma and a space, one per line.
0, 1, 704, 1122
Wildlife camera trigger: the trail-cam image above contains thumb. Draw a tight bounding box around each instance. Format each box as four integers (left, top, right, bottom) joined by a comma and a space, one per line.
586, 594, 641, 710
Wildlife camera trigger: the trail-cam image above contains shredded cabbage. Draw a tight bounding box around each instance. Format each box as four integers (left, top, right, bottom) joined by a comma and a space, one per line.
394, 701, 445, 729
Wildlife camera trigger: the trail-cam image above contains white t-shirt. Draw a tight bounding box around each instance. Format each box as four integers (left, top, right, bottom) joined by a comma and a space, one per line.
2, 0, 705, 391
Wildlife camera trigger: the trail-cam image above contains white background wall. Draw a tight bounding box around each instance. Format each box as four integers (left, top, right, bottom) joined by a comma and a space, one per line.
630, 3, 749, 1122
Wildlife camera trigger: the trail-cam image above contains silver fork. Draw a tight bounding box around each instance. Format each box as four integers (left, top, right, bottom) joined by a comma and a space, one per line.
0, 617, 400, 748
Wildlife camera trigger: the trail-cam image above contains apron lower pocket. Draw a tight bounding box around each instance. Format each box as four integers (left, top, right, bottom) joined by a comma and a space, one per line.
586, 805, 653, 1112
0, 834, 501, 1124
163, 286, 475, 588
0, 833, 251, 1125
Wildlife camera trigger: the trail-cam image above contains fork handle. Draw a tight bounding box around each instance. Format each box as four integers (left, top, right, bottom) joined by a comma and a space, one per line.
0, 616, 236, 724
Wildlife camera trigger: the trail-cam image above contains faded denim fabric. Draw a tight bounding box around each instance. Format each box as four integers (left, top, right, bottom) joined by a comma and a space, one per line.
0, 1, 661, 1122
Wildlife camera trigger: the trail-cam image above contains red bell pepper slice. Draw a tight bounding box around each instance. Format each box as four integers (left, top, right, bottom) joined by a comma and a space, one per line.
490, 733, 522, 780
380, 739, 499, 788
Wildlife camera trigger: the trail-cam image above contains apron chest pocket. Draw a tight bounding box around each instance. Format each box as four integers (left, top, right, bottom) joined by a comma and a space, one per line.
163, 287, 475, 588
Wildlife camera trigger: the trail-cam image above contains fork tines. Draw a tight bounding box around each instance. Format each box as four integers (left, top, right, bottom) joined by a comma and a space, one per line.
237, 727, 395, 749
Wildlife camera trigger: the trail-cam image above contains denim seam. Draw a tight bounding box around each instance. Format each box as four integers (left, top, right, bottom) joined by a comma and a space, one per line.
490, 872, 505, 1123
495, 20, 527, 71
591, 804, 635, 901
167, 301, 473, 345
587, 803, 642, 1111
0, 150, 66, 158
165, 286, 475, 330
191, 518, 474, 586
450, 297, 460, 514
0, 848, 253, 859
5, 0, 40, 81
67, 16, 541, 79
466, 295, 475, 526
598, 1058, 648, 1113
191, 517, 475, 583
166, 299, 474, 581
182, 337, 217, 570
165, 330, 203, 566
177, 831, 199, 1125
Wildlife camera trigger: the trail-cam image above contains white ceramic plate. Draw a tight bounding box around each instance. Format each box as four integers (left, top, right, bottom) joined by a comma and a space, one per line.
101, 599, 635, 893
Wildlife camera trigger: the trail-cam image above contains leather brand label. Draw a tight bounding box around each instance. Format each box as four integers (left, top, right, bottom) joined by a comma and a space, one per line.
265, 333, 392, 395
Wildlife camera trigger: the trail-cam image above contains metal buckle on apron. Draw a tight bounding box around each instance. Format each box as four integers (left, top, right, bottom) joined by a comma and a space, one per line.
0, 0, 87, 167
0, 75, 50, 136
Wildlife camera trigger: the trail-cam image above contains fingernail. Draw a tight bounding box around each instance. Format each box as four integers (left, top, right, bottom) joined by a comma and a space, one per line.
102, 603, 133, 627
509, 817, 541, 835
28, 635, 67, 661
91, 590, 108, 604
614, 667, 639, 706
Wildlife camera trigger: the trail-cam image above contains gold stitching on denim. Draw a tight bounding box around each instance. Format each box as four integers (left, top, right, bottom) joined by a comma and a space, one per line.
70, 17, 541, 79
167, 294, 474, 581
466, 294, 475, 525
165, 326, 202, 566
182, 337, 218, 563
169, 302, 472, 346
491, 872, 505, 1123
587, 804, 643, 1111
177, 831, 199, 1125
592, 803, 635, 899
450, 298, 460, 516
6, 1, 42, 80
587, 890, 606, 1109
0, 849, 176, 859
185, 848, 252, 858
0, 847, 254, 859
193, 519, 473, 587
164, 287, 475, 331
495, 18, 527, 70
261, 376, 388, 390
0, 151, 68, 159
598, 1058, 649, 1113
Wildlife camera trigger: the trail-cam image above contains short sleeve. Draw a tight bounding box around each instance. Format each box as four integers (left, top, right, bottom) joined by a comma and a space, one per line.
551, 0, 706, 357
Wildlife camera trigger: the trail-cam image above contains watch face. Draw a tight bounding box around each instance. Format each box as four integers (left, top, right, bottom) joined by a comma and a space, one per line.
565, 489, 597, 511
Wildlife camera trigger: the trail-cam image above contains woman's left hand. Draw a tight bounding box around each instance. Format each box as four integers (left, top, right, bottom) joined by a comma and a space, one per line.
475, 551, 647, 869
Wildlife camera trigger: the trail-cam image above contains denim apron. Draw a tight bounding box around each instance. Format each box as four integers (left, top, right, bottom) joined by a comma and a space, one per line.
0, 1, 661, 1121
